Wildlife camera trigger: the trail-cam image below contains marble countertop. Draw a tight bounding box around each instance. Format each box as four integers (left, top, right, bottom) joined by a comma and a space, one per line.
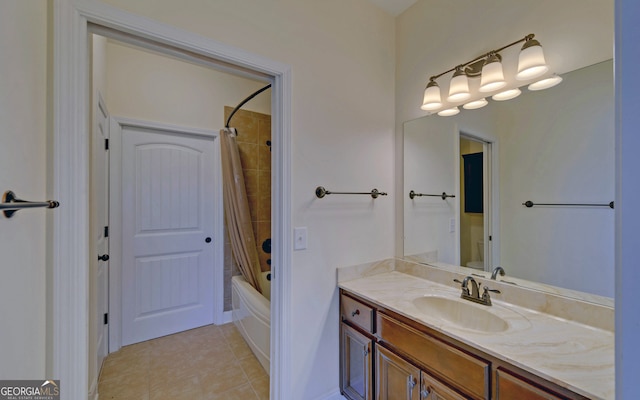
339, 270, 614, 399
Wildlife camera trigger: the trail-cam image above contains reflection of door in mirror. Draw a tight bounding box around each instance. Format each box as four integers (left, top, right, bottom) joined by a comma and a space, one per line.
460, 137, 491, 271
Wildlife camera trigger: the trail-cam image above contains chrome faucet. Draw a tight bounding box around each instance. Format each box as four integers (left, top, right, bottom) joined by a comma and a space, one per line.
454, 276, 500, 306
491, 266, 506, 280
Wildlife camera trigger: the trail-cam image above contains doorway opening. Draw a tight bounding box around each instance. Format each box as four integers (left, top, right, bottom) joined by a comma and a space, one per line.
459, 134, 493, 272
81, 15, 282, 400
53, 4, 292, 398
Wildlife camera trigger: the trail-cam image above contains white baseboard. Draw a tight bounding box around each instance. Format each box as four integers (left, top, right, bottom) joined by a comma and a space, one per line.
221, 310, 233, 324
313, 388, 347, 400
88, 378, 99, 400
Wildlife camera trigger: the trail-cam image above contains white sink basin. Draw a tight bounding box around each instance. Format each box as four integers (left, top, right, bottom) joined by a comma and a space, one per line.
412, 295, 509, 333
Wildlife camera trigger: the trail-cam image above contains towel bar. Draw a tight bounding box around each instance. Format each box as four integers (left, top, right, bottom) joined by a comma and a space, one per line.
1, 190, 60, 218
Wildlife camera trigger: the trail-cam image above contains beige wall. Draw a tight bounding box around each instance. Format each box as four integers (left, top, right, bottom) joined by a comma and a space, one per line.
100, 1, 396, 397
0, 0, 48, 379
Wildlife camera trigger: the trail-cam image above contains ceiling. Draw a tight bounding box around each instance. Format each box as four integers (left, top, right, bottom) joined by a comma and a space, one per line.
367, 0, 417, 16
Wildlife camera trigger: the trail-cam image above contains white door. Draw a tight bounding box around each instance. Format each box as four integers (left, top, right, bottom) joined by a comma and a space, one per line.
121, 124, 217, 345
93, 95, 110, 369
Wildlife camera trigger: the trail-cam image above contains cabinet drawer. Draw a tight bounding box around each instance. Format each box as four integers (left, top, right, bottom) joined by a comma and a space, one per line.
341, 294, 374, 333
377, 313, 489, 400
495, 368, 583, 400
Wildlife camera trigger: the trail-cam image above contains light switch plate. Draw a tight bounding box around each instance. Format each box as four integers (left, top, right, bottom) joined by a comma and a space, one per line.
294, 227, 308, 250
449, 218, 456, 233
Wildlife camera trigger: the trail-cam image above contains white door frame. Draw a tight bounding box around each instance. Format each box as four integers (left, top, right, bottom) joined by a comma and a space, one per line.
51, 1, 292, 399
456, 126, 500, 270
109, 117, 226, 351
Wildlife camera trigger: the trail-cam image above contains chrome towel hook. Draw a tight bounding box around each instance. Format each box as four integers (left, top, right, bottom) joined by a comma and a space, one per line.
1, 190, 60, 218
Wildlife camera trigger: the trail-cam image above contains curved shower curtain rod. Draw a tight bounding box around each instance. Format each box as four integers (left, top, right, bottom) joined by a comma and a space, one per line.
225, 83, 272, 129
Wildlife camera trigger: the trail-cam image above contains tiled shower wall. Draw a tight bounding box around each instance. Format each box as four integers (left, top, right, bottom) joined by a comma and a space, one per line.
223, 107, 272, 311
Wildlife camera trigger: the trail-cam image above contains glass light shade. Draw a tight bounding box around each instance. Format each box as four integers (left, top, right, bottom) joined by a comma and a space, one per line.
447, 68, 471, 102
492, 88, 522, 101
421, 81, 442, 111
516, 40, 548, 80
479, 55, 506, 92
528, 74, 563, 91
463, 98, 488, 110
438, 107, 460, 117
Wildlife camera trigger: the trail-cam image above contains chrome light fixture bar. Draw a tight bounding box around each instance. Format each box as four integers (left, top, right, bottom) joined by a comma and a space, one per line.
421, 34, 560, 116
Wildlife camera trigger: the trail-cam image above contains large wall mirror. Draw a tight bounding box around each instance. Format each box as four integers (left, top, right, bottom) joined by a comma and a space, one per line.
403, 59, 614, 300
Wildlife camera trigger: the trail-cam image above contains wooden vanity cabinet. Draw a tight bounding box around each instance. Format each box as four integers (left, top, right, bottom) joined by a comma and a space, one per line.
339, 289, 589, 400
340, 292, 376, 400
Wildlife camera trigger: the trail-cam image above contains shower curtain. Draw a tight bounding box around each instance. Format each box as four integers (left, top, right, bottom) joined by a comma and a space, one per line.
220, 127, 262, 294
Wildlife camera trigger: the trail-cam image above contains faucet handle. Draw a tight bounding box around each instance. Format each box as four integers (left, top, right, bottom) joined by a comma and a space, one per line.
481, 286, 500, 306
453, 279, 470, 296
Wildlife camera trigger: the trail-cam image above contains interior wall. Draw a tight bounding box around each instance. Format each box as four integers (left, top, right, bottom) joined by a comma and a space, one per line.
0, 0, 48, 379
99, 2, 396, 398
105, 41, 271, 128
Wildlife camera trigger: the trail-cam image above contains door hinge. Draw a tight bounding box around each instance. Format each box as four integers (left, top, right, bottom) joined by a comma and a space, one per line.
104, 226, 109, 238
103, 313, 108, 325
104, 138, 109, 150
489, 235, 492, 241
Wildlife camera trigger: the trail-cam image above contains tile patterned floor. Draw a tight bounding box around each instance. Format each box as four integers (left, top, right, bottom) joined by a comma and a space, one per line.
98, 323, 269, 400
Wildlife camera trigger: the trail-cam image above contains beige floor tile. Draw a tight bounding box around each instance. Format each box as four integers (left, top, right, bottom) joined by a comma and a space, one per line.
202, 383, 259, 400
251, 375, 270, 400
199, 360, 248, 394
149, 374, 202, 400
98, 323, 269, 399
238, 354, 268, 380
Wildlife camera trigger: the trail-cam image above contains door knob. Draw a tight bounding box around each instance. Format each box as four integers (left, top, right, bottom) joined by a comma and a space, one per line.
98, 254, 109, 262
205, 237, 212, 243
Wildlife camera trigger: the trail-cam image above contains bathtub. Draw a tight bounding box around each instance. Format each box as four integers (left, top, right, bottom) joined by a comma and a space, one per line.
231, 272, 271, 374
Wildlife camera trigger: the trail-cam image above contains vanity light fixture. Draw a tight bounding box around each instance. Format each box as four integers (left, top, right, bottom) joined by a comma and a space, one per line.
516, 37, 549, 80
447, 66, 471, 102
421, 33, 559, 116
421, 79, 442, 111
479, 53, 507, 92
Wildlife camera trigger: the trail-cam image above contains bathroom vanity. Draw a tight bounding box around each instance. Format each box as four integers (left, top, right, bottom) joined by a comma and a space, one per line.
338, 259, 614, 400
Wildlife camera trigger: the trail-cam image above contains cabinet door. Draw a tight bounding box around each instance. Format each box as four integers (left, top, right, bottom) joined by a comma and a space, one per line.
421, 371, 467, 400
341, 323, 373, 400
376, 345, 420, 400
